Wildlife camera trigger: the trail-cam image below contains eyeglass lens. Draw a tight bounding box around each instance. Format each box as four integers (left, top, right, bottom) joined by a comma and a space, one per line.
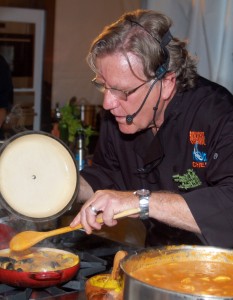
92, 79, 150, 101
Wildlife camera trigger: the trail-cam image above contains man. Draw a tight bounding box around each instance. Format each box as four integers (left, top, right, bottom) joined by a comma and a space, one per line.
70, 9, 233, 248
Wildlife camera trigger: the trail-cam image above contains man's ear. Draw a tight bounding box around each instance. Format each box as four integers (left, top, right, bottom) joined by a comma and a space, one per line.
161, 72, 176, 100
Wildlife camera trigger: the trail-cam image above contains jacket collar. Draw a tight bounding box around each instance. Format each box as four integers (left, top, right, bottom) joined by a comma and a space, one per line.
134, 92, 184, 170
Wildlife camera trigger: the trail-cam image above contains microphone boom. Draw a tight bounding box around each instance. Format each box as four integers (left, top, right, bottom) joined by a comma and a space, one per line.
126, 78, 158, 125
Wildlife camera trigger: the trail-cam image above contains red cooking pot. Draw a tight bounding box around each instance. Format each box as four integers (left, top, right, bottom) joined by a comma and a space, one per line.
0, 247, 80, 288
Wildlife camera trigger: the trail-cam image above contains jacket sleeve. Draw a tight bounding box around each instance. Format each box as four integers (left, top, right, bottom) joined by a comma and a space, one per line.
184, 101, 233, 248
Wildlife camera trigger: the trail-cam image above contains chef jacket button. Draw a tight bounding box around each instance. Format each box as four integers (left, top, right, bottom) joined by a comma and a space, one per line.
213, 153, 218, 159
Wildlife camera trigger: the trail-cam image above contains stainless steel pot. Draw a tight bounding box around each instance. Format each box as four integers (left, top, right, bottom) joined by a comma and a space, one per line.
120, 245, 233, 300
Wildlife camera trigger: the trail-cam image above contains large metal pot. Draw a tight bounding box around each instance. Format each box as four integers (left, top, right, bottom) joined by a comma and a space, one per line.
121, 245, 233, 300
0, 247, 80, 288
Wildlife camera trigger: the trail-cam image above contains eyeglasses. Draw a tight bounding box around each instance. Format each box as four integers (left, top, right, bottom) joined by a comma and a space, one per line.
91, 78, 151, 101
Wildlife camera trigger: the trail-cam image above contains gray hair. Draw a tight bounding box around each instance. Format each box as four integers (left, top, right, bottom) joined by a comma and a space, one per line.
87, 9, 198, 92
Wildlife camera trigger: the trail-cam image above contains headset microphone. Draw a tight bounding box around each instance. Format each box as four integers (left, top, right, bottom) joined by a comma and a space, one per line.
126, 78, 159, 125
125, 25, 172, 125
125, 60, 166, 125
126, 114, 135, 125
126, 104, 144, 124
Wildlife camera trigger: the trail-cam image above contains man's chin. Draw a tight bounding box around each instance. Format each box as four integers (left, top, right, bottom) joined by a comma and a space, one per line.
118, 123, 137, 134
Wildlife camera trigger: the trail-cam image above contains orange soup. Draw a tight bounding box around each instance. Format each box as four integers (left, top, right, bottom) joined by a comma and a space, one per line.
131, 260, 233, 296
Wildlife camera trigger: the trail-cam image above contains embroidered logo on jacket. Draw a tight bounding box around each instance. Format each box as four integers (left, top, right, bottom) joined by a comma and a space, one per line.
190, 131, 207, 168
173, 169, 202, 190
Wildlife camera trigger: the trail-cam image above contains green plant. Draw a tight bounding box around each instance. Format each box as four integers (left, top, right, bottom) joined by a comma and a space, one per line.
59, 103, 98, 147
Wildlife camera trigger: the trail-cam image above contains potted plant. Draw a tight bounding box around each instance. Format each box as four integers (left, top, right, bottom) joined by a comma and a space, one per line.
59, 102, 98, 154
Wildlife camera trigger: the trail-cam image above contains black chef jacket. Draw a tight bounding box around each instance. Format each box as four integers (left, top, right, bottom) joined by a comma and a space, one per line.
81, 76, 233, 248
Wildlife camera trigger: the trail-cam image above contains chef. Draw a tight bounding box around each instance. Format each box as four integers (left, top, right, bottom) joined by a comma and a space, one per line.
70, 9, 233, 248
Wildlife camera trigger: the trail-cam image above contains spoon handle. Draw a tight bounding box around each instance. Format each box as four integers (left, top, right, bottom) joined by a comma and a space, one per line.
46, 207, 140, 238
111, 250, 128, 280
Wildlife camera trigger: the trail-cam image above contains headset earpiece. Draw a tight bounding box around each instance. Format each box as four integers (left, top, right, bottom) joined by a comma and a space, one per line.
154, 35, 171, 80
155, 64, 168, 79
129, 21, 172, 81
125, 22, 173, 125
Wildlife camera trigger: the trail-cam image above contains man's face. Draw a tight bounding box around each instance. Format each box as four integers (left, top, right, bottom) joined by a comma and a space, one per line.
94, 52, 161, 134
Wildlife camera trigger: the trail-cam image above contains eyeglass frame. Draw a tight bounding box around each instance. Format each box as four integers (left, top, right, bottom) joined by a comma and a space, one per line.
91, 77, 152, 101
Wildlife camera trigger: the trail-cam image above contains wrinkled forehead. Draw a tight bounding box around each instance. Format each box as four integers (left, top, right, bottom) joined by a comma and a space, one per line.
94, 51, 146, 81
87, 21, 148, 70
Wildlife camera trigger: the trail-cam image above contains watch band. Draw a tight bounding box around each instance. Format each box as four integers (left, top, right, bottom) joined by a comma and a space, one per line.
134, 189, 151, 219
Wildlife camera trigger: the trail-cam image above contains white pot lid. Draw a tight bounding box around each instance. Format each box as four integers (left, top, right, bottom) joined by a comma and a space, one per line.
0, 131, 78, 221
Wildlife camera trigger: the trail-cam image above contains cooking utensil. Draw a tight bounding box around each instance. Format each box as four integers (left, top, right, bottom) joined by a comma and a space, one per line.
121, 245, 233, 300
10, 208, 141, 252
111, 250, 128, 280
0, 247, 80, 288
0, 131, 78, 222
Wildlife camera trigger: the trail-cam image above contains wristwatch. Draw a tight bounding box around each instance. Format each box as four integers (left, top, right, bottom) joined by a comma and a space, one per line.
134, 189, 151, 219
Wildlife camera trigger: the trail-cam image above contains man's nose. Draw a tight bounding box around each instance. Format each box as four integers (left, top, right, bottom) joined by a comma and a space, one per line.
102, 91, 119, 110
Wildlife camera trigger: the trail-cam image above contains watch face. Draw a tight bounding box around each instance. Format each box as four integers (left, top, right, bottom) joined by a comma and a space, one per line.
137, 189, 150, 197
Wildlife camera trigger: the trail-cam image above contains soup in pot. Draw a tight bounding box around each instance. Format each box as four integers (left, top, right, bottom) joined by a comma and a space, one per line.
131, 259, 233, 296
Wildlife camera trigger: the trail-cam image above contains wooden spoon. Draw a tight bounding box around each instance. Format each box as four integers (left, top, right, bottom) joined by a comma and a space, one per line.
110, 250, 128, 280
9, 208, 140, 252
